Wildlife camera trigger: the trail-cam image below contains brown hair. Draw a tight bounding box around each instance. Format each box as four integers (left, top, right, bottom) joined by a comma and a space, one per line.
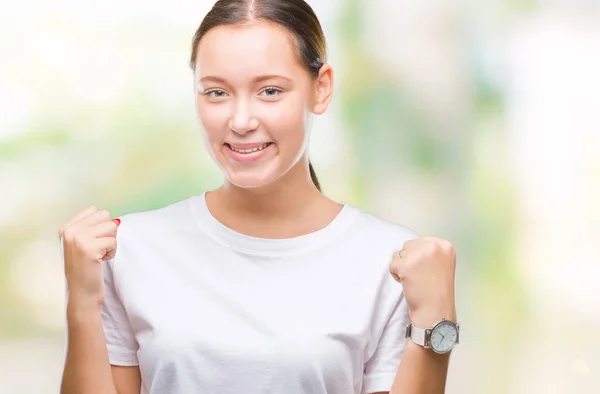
190, 0, 325, 191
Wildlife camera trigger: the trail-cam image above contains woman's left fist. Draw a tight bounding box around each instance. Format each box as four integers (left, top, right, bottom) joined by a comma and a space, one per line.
389, 236, 457, 327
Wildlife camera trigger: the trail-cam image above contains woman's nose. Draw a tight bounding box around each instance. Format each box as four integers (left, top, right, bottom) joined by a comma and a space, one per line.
229, 100, 259, 134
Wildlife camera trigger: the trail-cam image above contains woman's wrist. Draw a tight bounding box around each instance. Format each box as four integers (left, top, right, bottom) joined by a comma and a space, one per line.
410, 304, 457, 328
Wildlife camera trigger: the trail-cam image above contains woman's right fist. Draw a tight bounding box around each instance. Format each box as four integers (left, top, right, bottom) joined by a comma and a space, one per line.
59, 206, 120, 310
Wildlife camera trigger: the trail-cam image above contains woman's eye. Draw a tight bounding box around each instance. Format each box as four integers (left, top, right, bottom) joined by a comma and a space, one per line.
260, 87, 282, 98
205, 89, 227, 98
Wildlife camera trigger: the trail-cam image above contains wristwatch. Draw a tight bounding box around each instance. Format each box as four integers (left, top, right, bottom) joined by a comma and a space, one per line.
405, 318, 460, 354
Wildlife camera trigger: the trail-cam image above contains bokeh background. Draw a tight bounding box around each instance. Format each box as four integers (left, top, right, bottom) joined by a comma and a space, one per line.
1, 0, 599, 392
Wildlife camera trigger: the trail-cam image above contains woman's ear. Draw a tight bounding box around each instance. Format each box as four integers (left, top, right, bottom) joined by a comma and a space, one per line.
312, 64, 334, 115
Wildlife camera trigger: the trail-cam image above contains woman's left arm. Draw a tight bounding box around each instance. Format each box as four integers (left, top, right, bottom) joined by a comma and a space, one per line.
379, 236, 458, 394
383, 341, 452, 394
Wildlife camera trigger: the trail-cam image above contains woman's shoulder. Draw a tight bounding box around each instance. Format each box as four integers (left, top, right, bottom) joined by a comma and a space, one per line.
345, 204, 419, 245
114, 195, 200, 237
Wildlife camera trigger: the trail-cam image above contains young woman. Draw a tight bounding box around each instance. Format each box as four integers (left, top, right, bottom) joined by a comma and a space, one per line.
59, 1, 459, 393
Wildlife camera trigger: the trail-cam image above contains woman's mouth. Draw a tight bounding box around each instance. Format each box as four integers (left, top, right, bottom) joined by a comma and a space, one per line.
224, 142, 274, 163
226, 142, 272, 154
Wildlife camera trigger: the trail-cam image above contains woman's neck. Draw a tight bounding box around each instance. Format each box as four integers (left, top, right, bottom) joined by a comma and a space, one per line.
205, 162, 342, 239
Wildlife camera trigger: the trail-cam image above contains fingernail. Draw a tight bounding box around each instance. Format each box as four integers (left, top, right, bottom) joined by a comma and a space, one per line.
112, 218, 121, 226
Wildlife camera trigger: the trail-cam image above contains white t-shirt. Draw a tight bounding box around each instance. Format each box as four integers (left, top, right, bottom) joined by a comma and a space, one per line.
102, 192, 417, 394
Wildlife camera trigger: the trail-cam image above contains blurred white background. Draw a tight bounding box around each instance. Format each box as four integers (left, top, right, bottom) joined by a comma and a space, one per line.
1, 0, 598, 392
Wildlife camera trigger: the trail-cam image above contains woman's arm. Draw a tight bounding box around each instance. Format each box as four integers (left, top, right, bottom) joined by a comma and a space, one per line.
383, 237, 458, 394
112, 366, 142, 394
61, 306, 141, 394
371, 311, 455, 394
386, 341, 451, 394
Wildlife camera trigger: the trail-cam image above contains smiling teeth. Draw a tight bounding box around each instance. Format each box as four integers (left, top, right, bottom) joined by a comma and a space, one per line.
229, 143, 270, 154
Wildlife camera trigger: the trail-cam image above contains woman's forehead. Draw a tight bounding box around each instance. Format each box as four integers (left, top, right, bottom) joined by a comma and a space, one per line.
195, 21, 305, 80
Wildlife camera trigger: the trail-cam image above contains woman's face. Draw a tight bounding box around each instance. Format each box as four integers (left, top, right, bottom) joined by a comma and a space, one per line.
193, 20, 332, 189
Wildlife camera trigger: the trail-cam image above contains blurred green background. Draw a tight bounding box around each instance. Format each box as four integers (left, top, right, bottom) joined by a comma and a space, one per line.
1, 0, 599, 392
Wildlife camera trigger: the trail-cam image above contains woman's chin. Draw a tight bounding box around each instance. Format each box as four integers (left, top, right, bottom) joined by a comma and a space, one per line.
217, 152, 298, 190
225, 171, 276, 189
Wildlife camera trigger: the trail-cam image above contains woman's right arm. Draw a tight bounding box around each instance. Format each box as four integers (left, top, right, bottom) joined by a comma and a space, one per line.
62, 309, 142, 394
59, 207, 141, 394
62, 307, 115, 394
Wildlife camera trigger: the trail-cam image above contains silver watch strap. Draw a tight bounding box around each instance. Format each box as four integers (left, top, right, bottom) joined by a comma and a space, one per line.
405, 324, 428, 347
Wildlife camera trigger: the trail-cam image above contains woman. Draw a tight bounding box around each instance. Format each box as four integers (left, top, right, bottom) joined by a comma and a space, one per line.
59, 1, 458, 393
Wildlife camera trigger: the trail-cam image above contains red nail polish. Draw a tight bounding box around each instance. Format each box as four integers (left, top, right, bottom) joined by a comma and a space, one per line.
113, 218, 121, 226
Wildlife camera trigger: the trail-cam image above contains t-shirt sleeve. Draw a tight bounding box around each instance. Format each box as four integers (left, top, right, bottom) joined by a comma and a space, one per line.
362, 291, 410, 394
101, 259, 139, 366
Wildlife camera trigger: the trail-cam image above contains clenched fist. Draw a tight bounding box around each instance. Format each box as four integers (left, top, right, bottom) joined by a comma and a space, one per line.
389, 236, 457, 327
59, 206, 120, 310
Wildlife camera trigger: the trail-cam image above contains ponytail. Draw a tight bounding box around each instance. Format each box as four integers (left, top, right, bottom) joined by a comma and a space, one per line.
309, 161, 321, 192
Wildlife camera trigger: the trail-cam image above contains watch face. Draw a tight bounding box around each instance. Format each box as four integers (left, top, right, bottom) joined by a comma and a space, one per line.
430, 321, 458, 354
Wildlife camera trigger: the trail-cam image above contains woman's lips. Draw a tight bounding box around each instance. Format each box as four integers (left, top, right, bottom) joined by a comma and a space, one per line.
224, 142, 274, 163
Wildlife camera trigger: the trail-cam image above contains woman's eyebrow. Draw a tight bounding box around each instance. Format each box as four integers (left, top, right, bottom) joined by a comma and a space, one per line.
252, 75, 292, 83
200, 75, 292, 83
199, 76, 227, 83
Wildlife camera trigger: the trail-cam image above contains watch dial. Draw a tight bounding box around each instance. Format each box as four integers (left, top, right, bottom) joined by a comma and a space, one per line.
430, 321, 458, 353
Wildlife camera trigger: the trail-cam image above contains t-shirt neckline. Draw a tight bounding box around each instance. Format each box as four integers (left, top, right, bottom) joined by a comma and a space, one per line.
189, 191, 358, 257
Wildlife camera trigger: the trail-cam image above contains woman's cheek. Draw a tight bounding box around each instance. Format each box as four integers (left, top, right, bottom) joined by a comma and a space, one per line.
268, 100, 306, 134
197, 104, 230, 138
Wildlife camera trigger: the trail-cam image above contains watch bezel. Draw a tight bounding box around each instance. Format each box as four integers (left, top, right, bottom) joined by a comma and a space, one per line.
429, 319, 459, 354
